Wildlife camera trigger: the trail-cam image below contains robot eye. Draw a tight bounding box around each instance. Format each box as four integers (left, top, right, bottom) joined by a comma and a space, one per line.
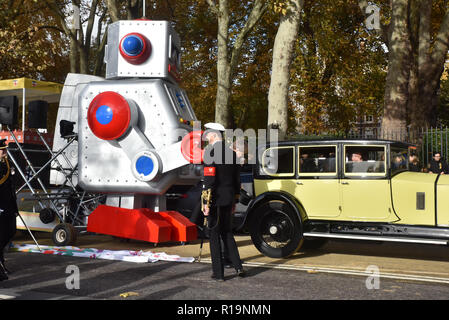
122, 35, 144, 55
119, 33, 151, 65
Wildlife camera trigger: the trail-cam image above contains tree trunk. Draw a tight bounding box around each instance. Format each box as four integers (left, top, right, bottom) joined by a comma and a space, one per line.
106, 0, 120, 22
214, 0, 232, 127
69, 31, 78, 73
380, 0, 411, 138
267, 0, 303, 140
407, 0, 449, 130
208, 0, 267, 129
361, 0, 449, 134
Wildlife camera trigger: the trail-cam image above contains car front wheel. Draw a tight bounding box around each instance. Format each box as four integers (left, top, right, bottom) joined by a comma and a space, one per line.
249, 200, 303, 258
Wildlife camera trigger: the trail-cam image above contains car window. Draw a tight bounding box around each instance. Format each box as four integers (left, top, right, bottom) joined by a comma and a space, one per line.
260, 146, 295, 177
298, 146, 337, 175
344, 145, 386, 176
391, 147, 408, 175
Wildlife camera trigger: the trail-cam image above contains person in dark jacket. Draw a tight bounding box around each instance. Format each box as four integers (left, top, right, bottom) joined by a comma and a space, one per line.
0, 139, 18, 281
409, 154, 422, 172
428, 152, 449, 174
201, 123, 244, 281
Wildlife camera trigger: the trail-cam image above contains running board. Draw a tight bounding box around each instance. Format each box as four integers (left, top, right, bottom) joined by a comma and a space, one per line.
303, 232, 449, 246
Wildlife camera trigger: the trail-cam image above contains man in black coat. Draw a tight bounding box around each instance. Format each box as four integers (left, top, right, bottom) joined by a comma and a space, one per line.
428, 152, 449, 174
201, 123, 244, 281
0, 139, 18, 280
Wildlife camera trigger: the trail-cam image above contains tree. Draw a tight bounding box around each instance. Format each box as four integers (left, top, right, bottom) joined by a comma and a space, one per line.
291, 0, 386, 136
206, 0, 268, 128
267, 0, 303, 139
45, 0, 108, 76
0, 0, 69, 81
359, 0, 449, 134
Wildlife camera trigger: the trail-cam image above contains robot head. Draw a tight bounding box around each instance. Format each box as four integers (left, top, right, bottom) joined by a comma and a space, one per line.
104, 20, 181, 83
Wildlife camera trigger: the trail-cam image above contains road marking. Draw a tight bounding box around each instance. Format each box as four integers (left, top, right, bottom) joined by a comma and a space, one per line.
199, 259, 449, 285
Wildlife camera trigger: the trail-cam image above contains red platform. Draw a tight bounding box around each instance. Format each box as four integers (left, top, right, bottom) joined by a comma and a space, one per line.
87, 205, 197, 243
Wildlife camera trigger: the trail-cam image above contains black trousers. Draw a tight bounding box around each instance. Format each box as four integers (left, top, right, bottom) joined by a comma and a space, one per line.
208, 205, 242, 278
0, 211, 16, 263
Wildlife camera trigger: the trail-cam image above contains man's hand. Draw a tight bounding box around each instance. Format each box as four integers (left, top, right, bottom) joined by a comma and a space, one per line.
203, 206, 210, 216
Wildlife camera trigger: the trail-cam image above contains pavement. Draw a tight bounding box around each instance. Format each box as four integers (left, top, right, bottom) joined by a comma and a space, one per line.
1, 231, 449, 303
9, 230, 449, 284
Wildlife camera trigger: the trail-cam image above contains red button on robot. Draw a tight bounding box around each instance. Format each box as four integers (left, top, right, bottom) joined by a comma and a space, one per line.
87, 91, 133, 140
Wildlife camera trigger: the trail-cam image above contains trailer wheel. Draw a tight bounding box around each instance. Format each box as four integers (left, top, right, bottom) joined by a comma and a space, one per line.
52, 223, 77, 246
249, 200, 303, 258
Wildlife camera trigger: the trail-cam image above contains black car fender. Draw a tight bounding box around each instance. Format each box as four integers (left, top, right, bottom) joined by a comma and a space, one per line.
239, 191, 307, 231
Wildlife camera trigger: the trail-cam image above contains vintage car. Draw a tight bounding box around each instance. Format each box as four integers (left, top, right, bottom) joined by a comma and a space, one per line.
244, 139, 449, 258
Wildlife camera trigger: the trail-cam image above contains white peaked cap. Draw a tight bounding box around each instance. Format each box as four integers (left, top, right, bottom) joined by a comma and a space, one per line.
204, 122, 225, 132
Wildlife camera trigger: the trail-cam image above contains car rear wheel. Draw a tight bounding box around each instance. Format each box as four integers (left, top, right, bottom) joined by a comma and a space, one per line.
249, 200, 303, 258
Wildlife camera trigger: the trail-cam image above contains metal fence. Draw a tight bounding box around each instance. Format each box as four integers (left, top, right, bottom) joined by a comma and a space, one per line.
419, 127, 449, 167
290, 126, 449, 168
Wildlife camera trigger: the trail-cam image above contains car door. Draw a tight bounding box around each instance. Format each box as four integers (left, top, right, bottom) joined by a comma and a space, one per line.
294, 145, 341, 218
340, 144, 393, 221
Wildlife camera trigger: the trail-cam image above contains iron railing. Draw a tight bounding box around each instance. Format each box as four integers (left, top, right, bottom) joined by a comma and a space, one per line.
290, 126, 449, 168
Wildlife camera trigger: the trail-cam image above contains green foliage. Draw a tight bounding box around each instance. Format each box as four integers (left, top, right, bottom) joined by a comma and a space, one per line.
290, 0, 387, 135
0, 1, 70, 81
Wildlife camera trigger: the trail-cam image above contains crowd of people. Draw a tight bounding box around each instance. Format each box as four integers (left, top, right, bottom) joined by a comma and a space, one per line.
408, 152, 449, 174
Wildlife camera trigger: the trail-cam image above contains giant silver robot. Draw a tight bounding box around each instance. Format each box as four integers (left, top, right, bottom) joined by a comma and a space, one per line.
50, 19, 201, 243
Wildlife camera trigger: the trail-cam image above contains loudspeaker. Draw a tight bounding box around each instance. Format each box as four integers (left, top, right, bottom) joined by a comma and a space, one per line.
0, 96, 19, 126
28, 100, 48, 129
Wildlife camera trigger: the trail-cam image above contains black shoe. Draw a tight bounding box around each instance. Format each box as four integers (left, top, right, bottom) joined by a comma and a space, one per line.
211, 274, 225, 282
0, 263, 8, 281
236, 268, 246, 277
3, 265, 11, 275
223, 259, 233, 269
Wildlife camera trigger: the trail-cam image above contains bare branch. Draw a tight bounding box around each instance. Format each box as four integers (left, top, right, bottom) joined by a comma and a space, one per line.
229, 0, 268, 75
206, 0, 219, 15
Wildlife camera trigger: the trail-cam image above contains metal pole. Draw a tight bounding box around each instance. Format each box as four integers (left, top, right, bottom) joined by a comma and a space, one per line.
16, 212, 42, 251
430, 127, 433, 160
4, 153, 42, 251
196, 217, 207, 263
7, 127, 64, 222
445, 126, 448, 161
6, 149, 46, 211
16, 135, 77, 193
426, 127, 429, 164
36, 131, 78, 183
22, 87, 26, 132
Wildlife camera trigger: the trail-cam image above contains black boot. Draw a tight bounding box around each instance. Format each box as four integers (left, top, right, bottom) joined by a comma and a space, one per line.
0, 261, 8, 281
0, 254, 9, 274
